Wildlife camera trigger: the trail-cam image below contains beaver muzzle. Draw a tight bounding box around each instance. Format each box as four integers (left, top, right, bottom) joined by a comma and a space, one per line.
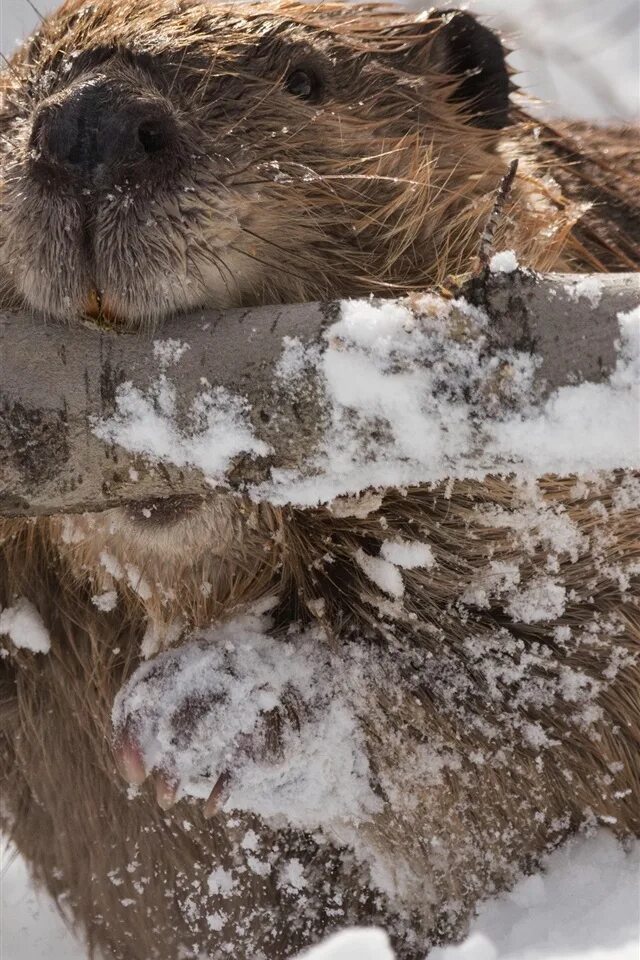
29, 76, 179, 190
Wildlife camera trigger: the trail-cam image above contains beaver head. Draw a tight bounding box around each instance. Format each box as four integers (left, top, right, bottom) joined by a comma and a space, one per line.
0, 0, 519, 325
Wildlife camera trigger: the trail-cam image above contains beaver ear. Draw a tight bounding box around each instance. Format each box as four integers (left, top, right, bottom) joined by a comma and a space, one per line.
384, 10, 511, 130
432, 10, 510, 128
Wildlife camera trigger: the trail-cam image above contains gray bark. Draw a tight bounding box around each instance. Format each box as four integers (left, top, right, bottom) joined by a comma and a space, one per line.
1, 270, 638, 518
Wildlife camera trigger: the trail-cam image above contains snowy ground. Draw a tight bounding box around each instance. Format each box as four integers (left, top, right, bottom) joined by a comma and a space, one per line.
2, 831, 638, 960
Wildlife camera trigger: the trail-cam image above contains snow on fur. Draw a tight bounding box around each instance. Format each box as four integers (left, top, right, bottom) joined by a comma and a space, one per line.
0, 597, 51, 653
112, 612, 381, 830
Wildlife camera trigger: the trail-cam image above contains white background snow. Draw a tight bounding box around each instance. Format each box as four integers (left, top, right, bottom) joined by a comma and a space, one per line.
1, 2, 638, 959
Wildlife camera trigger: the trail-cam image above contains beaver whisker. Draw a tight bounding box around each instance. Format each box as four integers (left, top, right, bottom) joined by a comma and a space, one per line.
165, 48, 190, 101
228, 242, 323, 289
199, 248, 243, 306
192, 53, 228, 109
322, 172, 429, 188
231, 157, 435, 192
238, 224, 332, 272
214, 78, 291, 144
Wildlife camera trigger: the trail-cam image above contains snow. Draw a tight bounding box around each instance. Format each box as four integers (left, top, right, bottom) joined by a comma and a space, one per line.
567, 276, 603, 307
207, 866, 235, 897
124, 564, 152, 600
0, 598, 51, 654
256, 295, 639, 505
1, 848, 82, 960
93, 327, 270, 480
92, 294, 639, 507
152, 337, 191, 367
2, 832, 637, 960
355, 548, 406, 599
380, 539, 435, 570
92, 375, 269, 480
91, 590, 118, 612
429, 832, 640, 960
299, 929, 395, 959
462, 561, 522, 609
98, 551, 124, 580
490, 251, 519, 274
504, 576, 567, 624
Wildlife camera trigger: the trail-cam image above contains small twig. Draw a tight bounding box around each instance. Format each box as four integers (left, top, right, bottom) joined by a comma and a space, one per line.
474, 158, 520, 273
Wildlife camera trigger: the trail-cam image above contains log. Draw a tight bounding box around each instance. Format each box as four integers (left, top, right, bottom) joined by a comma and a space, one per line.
1, 270, 638, 518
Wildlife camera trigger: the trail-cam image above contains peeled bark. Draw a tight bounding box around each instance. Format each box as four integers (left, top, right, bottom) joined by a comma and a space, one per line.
1, 270, 638, 517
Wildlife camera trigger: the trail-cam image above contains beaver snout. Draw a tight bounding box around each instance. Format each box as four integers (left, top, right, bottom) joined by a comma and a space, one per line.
29, 77, 179, 188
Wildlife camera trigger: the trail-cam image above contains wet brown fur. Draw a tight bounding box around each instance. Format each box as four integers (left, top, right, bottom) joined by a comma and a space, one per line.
1, 2, 639, 958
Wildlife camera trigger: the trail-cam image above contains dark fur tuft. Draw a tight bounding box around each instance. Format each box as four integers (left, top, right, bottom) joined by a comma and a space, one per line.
434, 9, 510, 128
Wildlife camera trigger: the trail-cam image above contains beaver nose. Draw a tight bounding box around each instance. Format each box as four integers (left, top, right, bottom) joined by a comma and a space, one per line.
30, 80, 178, 185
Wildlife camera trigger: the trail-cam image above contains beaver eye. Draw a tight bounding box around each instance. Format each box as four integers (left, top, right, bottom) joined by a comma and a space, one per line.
285, 68, 321, 101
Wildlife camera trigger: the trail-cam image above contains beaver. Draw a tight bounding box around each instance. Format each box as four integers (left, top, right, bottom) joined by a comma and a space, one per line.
0, 2, 638, 958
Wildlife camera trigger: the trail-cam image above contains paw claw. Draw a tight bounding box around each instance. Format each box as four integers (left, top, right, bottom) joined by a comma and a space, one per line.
155, 773, 180, 811
203, 771, 231, 819
114, 737, 147, 786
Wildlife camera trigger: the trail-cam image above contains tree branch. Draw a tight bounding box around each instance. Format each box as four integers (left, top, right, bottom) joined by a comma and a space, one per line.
1, 270, 638, 517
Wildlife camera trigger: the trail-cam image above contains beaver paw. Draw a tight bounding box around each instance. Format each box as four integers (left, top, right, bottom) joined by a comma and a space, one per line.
112, 618, 338, 818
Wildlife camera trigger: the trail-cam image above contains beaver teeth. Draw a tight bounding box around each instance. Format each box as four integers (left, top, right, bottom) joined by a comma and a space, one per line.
85, 288, 102, 319
84, 288, 122, 325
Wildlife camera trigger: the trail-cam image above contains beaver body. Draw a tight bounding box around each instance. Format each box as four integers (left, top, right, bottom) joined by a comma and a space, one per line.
0, 3, 638, 959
